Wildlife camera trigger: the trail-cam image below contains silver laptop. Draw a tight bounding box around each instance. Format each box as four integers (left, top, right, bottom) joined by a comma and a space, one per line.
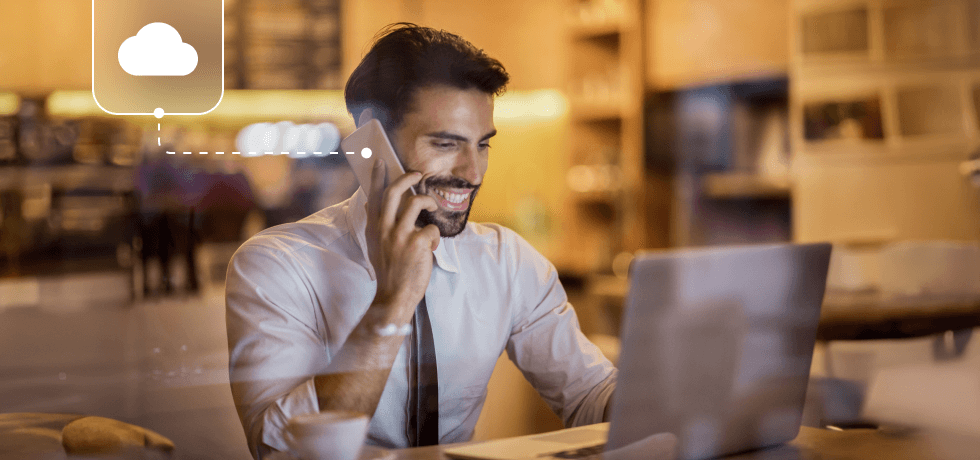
445, 243, 832, 460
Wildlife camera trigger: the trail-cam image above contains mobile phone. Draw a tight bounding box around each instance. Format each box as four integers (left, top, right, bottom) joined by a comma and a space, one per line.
341, 118, 416, 196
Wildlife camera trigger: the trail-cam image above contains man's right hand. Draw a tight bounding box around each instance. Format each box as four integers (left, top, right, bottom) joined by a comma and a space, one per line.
312, 159, 440, 415
364, 158, 441, 319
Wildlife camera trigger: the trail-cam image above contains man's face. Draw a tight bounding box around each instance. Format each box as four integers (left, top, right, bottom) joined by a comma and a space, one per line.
389, 85, 496, 237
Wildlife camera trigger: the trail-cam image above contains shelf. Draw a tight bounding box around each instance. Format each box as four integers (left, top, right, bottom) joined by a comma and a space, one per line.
570, 189, 619, 205
569, 99, 624, 120
795, 0, 980, 74
701, 173, 791, 199
0, 165, 134, 192
798, 135, 973, 166
568, 20, 624, 39
562, 0, 649, 272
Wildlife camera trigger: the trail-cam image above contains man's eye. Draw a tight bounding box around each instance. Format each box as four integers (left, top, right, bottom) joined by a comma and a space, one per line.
479, 143, 491, 150
433, 142, 455, 149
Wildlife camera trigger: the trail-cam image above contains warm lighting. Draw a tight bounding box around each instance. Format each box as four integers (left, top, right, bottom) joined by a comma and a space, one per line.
494, 89, 568, 122
47, 91, 100, 117
209, 90, 348, 120
45, 89, 567, 124
0, 93, 20, 115
47, 89, 350, 124
234, 121, 340, 157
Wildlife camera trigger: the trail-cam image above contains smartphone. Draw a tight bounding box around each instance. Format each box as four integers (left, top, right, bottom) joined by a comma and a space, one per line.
341, 118, 416, 196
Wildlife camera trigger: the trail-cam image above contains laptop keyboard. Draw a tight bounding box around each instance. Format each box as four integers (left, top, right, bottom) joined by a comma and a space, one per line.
549, 444, 606, 459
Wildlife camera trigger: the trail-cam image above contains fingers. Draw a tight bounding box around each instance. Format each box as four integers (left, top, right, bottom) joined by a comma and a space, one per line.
426, 225, 440, 251
379, 171, 423, 237
395, 194, 438, 238
409, 224, 440, 253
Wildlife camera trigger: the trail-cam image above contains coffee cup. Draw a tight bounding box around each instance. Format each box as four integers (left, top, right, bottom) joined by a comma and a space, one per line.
284, 411, 369, 460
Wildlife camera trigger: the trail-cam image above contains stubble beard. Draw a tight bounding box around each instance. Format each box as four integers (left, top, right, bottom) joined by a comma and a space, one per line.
416, 176, 480, 238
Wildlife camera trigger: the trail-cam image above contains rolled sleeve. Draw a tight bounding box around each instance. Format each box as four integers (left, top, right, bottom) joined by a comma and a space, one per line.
259, 378, 319, 453
226, 242, 326, 459
503, 230, 618, 428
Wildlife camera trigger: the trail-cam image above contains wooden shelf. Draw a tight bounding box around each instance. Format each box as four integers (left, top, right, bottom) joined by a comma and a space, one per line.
570, 189, 620, 205
701, 173, 791, 199
568, 20, 624, 39
561, 0, 648, 273
0, 165, 134, 192
570, 99, 624, 120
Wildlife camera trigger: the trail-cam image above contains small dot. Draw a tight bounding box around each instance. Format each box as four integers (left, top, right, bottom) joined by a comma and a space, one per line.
361, 147, 372, 159
153, 108, 164, 118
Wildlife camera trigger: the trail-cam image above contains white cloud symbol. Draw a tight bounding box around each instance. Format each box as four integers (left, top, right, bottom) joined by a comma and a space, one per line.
118, 22, 198, 76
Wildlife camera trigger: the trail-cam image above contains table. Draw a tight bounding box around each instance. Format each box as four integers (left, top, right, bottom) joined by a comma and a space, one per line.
586, 274, 980, 342
389, 426, 980, 460
817, 291, 980, 341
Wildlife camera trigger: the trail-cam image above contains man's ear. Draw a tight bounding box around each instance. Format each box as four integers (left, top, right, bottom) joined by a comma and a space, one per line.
357, 108, 374, 128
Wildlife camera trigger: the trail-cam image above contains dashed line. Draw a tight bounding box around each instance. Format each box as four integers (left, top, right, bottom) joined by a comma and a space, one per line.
164, 151, 350, 156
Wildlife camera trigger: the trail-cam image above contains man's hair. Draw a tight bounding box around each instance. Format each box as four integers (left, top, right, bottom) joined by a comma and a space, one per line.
345, 23, 510, 131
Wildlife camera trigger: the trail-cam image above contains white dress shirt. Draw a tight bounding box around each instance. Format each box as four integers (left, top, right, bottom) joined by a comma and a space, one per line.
225, 188, 617, 459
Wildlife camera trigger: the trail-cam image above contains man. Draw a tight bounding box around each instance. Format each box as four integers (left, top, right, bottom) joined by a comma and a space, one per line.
226, 23, 617, 459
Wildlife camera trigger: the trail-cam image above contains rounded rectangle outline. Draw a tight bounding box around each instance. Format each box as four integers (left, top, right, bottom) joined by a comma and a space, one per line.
91, 0, 225, 116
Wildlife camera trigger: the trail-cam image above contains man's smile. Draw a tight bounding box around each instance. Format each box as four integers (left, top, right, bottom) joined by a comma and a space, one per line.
429, 186, 474, 211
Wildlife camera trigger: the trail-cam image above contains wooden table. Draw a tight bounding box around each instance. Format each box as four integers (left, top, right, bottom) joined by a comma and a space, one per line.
817, 291, 980, 341
389, 426, 980, 459
586, 275, 980, 342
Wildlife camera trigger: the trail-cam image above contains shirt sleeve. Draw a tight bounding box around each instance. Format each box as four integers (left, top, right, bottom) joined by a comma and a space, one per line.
225, 241, 325, 459
502, 229, 618, 428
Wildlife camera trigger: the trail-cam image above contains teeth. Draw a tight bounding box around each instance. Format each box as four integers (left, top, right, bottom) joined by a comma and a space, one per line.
434, 189, 467, 204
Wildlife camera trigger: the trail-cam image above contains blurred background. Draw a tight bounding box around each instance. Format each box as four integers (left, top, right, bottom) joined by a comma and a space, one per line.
2, 0, 980, 458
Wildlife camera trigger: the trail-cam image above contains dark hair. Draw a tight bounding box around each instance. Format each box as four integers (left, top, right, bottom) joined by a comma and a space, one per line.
344, 23, 510, 131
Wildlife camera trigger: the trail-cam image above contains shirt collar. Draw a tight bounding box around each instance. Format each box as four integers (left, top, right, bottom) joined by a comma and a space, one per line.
347, 187, 459, 278
433, 232, 459, 274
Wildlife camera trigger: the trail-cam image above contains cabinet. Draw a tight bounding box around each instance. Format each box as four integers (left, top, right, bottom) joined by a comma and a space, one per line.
560, 0, 654, 274
790, 0, 980, 243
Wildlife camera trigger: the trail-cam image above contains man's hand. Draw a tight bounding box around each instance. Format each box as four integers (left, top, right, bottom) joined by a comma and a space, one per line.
312, 159, 440, 417
364, 158, 440, 316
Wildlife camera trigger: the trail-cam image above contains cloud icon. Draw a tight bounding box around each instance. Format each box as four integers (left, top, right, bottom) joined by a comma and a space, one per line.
118, 22, 198, 76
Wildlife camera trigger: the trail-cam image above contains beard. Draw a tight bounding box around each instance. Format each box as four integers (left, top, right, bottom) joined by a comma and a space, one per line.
416, 175, 480, 238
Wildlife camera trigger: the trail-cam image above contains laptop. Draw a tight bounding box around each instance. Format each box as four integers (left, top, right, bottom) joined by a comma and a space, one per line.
445, 243, 832, 460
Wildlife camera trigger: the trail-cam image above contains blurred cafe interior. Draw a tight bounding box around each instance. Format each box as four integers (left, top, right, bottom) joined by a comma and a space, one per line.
3, 0, 980, 458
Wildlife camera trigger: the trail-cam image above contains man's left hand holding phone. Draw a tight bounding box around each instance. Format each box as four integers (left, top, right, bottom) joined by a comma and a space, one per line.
311, 116, 440, 419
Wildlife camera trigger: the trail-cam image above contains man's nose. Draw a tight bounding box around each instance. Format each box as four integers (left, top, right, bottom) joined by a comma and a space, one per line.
452, 144, 484, 186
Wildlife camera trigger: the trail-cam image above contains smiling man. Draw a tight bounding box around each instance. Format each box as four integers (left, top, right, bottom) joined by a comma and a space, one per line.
387, 84, 491, 237
225, 23, 617, 459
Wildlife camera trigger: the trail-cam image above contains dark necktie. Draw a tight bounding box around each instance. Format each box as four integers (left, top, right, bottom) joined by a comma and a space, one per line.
407, 296, 439, 446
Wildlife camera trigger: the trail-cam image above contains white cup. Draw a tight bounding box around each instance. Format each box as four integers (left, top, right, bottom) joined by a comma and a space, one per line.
284, 411, 369, 460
